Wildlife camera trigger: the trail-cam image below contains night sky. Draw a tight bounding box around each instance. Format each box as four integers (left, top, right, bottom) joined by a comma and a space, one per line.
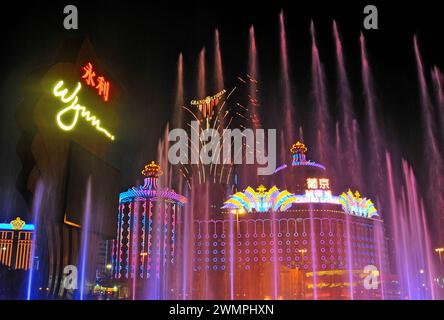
1, 0, 443, 220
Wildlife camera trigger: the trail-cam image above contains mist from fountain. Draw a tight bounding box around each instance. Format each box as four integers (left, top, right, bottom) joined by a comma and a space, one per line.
79, 176, 92, 300
333, 21, 362, 190
181, 187, 191, 299
214, 29, 224, 92
414, 36, 444, 242
279, 10, 295, 147
26, 180, 44, 300
248, 25, 260, 130
360, 33, 384, 196
373, 218, 386, 300
309, 204, 319, 300
310, 21, 331, 167
432, 66, 444, 148
198, 47, 206, 99
245, 25, 261, 185
173, 52, 184, 130
228, 206, 235, 299
385, 152, 437, 299
335, 121, 342, 181
271, 211, 279, 299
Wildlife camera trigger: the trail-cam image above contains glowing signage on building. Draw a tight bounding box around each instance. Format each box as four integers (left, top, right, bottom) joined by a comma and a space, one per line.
52, 80, 115, 141
0, 217, 34, 271
297, 189, 337, 204
222, 185, 299, 212
190, 89, 226, 120
306, 178, 330, 190
339, 190, 379, 219
81, 62, 110, 102
290, 141, 326, 170
0, 217, 34, 231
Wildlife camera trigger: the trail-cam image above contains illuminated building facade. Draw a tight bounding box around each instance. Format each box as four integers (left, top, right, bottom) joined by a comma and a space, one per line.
190, 142, 389, 299
0, 218, 34, 270
112, 161, 186, 298
16, 38, 121, 298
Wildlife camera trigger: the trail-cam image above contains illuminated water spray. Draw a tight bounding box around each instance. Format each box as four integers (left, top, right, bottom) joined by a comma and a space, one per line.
229, 207, 235, 300
26, 181, 44, 300
310, 21, 330, 167
333, 21, 362, 189
214, 29, 224, 91
279, 10, 295, 147
248, 25, 260, 131
386, 153, 437, 299
413, 36, 444, 240
198, 47, 206, 99
173, 52, 184, 130
432, 66, 444, 151
360, 33, 384, 194
79, 176, 92, 300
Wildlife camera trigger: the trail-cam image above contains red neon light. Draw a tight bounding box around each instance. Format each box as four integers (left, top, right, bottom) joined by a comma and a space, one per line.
81, 62, 110, 102
95, 76, 110, 102
81, 63, 96, 86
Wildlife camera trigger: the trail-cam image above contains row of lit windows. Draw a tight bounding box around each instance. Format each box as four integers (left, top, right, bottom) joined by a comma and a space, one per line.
192, 260, 378, 271
193, 240, 378, 250
193, 250, 376, 262
193, 246, 378, 254
194, 232, 374, 239
192, 255, 376, 263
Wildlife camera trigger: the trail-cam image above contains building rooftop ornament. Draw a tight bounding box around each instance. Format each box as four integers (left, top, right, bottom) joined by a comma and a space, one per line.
141, 161, 163, 178
221, 185, 381, 220
190, 89, 226, 119
120, 161, 186, 205
10, 217, 26, 230
290, 141, 308, 155
222, 185, 298, 213
256, 184, 267, 196
339, 189, 379, 219
286, 141, 326, 171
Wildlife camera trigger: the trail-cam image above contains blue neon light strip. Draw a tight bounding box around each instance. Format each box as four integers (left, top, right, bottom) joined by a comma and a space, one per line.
0, 223, 35, 231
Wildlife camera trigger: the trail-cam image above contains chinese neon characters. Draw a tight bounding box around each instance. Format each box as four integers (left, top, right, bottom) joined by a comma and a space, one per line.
306, 178, 330, 190
81, 62, 110, 102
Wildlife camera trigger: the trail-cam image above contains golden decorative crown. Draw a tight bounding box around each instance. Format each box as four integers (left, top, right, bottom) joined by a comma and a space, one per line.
141, 161, 163, 178
290, 141, 307, 154
10, 217, 26, 230
256, 185, 267, 195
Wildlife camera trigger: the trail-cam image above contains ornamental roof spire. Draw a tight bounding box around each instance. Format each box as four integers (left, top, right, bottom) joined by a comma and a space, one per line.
141, 161, 163, 178
290, 141, 307, 155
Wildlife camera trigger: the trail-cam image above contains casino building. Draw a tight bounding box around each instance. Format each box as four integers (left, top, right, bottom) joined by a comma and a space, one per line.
112, 142, 390, 300
0, 217, 34, 271
190, 142, 389, 299
16, 37, 121, 298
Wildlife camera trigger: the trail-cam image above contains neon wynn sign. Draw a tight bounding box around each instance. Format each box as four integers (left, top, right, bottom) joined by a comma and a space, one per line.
52, 80, 115, 141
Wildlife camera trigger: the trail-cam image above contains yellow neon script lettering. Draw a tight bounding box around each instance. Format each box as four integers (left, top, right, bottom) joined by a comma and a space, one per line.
53, 81, 115, 141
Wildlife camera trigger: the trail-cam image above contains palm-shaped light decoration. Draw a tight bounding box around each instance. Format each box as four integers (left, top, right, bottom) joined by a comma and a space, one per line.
222, 185, 298, 213
339, 189, 379, 219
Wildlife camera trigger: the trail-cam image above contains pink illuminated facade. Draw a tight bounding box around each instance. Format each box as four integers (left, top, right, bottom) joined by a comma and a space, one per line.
188, 142, 392, 299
